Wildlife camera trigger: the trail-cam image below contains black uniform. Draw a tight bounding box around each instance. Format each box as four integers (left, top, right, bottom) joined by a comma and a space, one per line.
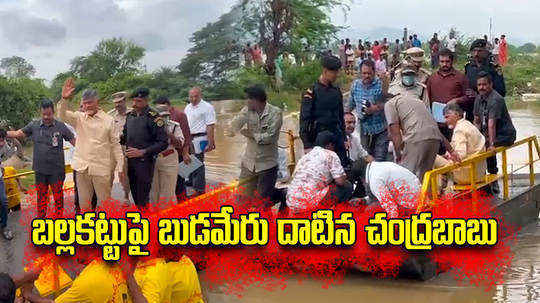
464, 58, 506, 121
121, 106, 168, 207
299, 80, 349, 167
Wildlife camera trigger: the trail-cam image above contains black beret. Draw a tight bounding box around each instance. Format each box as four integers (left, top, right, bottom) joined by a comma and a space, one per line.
321, 55, 342, 71
130, 87, 150, 99
470, 39, 487, 51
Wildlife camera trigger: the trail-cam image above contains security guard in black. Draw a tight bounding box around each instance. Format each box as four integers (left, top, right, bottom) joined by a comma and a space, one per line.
464, 39, 506, 121
121, 87, 168, 207
299, 55, 349, 167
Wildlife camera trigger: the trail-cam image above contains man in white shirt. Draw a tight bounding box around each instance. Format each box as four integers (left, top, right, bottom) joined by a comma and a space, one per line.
286, 131, 353, 213
355, 159, 421, 218
446, 32, 458, 54
184, 86, 217, 196
344, 112, 374, 198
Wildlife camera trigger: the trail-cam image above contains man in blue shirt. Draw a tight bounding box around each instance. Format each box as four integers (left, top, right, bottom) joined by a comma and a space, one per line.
412, 34, 422, 48
348, 60, 388, 161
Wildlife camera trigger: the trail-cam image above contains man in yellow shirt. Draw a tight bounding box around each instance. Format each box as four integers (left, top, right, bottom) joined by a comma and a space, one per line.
57, 78, 124, 211
128, 257, 204, 303
434, 103, 486, 185
19, 257, 203, 303
20, 260, 130, 303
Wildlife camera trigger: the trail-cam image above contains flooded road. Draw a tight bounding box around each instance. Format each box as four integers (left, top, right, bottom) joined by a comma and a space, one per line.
202, 100, 540, 303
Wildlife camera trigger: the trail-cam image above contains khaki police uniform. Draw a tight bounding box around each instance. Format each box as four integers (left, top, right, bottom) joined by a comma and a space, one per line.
150, 105, 184, 203
107, 95, 132, 200
389, 47, 431, 106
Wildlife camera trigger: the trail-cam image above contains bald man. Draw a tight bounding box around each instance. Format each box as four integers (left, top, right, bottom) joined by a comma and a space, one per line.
184, 87, 216, 196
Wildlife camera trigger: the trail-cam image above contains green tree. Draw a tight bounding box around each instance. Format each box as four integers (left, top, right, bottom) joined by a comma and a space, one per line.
240, 0, 349, 74
178, 8, 242, 87
69, 38, 145, 83
0, 77, 48, 129
0, 56, 36, 78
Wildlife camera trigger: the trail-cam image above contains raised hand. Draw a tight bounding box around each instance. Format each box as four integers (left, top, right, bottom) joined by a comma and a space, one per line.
62, 78, 76, 100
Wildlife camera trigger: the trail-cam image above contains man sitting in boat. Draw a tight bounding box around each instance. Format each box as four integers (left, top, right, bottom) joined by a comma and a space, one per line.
355, 159, 421, 218
433, 103, 486, 187
286, 131, 353, 213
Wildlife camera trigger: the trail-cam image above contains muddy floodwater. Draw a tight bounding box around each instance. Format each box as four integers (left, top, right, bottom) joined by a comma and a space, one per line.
202, 100, 540, 303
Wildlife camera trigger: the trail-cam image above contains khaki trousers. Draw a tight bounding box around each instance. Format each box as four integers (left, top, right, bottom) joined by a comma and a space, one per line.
76, 169, 112, 211
434, 155, 487, 185
150, 151, 179, 204
400, 139, 440, 182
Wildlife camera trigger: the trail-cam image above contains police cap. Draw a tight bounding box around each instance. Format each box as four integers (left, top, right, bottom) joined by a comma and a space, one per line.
321, 55, 342, 71
470, 39, 487, 51
130, 87, 150, 99
111, 91, 128, 103
404, 47, 424, 62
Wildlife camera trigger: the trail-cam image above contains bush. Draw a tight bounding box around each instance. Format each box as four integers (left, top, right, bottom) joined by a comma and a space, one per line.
0, 77, 49, 129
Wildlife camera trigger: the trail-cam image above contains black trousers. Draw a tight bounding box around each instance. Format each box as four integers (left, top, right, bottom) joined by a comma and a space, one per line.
128, 158, 156, 207
349, 160, 367, 198
487, 140, 515, 174
239, 166, 278, 208
35, 172, 65, 218
326, 181, 353, 204
175, 153, 186, 202
438, 126, 453, 155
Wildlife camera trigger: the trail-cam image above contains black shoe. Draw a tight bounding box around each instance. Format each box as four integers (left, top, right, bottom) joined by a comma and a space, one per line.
491, 182, 500, 195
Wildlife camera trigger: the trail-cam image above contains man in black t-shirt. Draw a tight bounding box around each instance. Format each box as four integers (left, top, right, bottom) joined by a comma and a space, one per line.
7, 99, 75, 217
473, 71, 516, 194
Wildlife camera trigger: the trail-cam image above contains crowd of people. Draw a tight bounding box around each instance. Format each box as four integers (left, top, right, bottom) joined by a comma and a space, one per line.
0, 31, 518, 302
294, 33, 515, 216
0, 83, 214, 302
337, 32, 509, 75
0, 82, 218, 241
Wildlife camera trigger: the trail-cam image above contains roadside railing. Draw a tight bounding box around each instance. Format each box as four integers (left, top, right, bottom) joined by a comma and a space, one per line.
417, 136, 540, 212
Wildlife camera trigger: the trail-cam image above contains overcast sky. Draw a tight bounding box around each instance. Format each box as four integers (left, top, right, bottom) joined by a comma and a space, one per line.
0, 0, 537, 81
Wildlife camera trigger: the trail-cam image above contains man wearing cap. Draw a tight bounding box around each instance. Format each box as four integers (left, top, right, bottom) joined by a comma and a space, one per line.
389, 47, 430, 106
57, 79, 124, 211
149, 104, 184, 203
465, 38, 506, 116
154, 96, 192, 201
121, 88, 168, 207
107, 91, 132, 203
300, 55, 349, 168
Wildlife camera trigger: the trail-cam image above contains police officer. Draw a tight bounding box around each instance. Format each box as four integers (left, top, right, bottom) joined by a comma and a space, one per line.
389, 47, 431, 106
464, 38, 506, 121
107, 91, 131, 204
391, 64, 421, 97
299, 55, 349, 167
121, 88, 168, 207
